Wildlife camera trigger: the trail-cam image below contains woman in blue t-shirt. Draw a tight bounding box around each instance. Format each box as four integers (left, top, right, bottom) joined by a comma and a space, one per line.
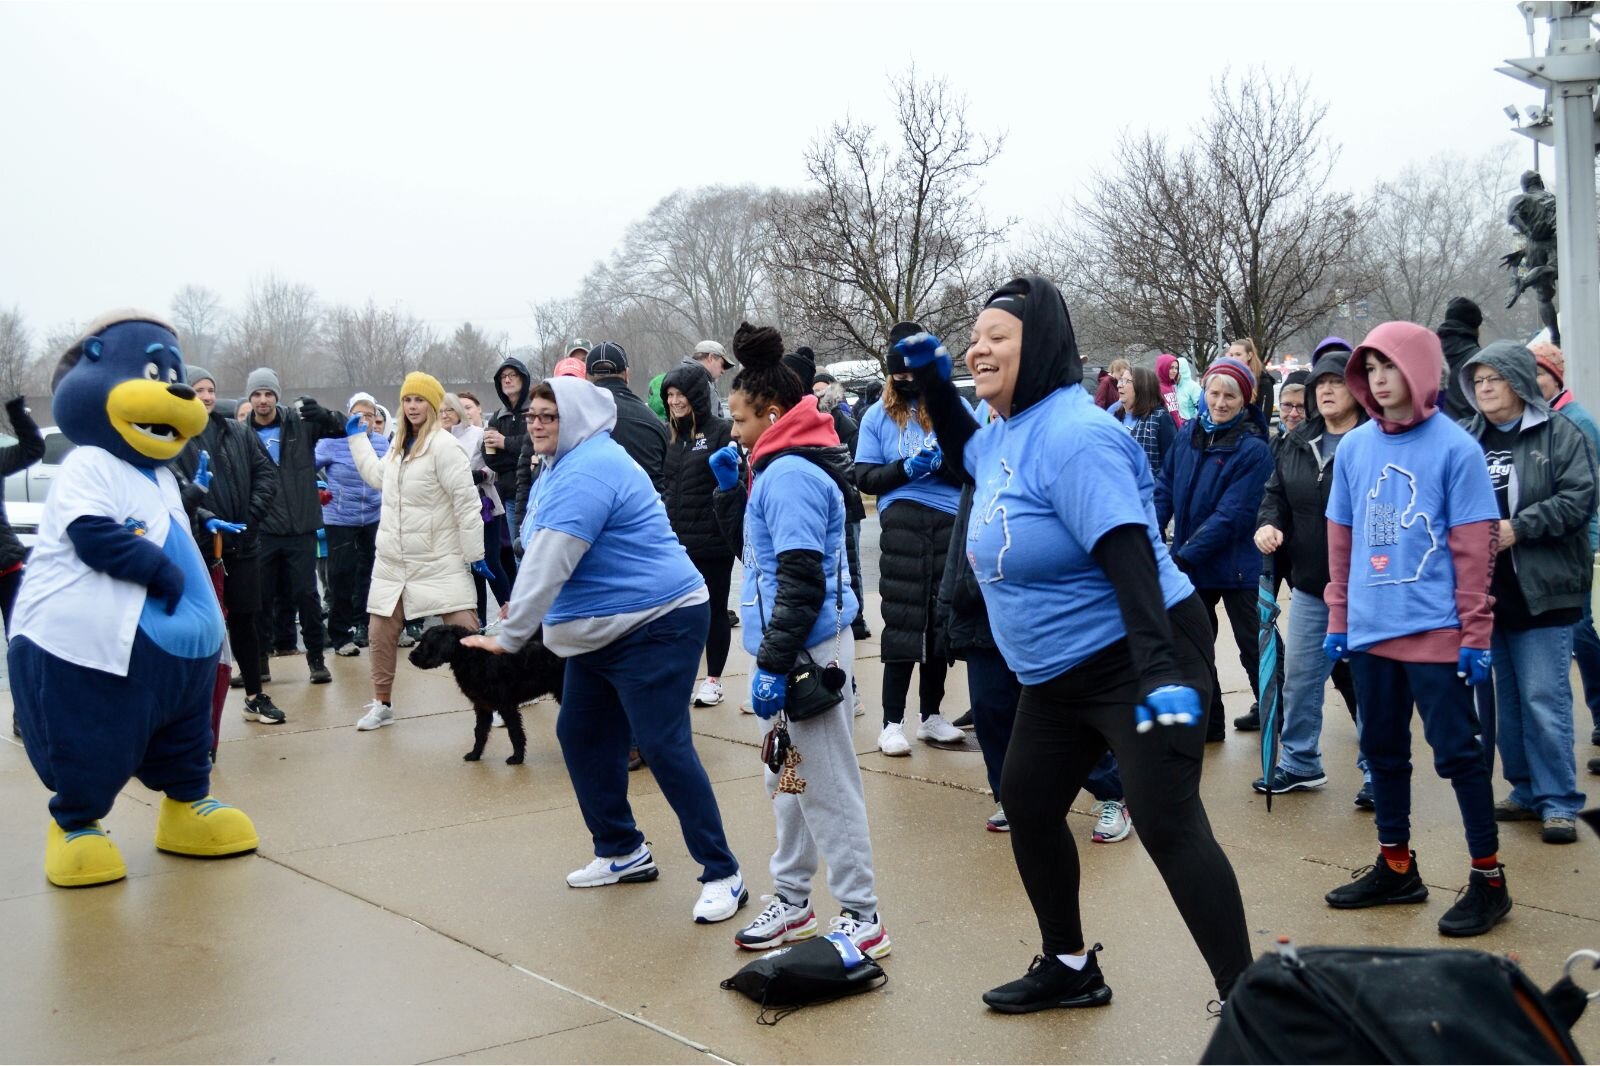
463, 377, 745, 928
706, 323, 888, 961
898, 275, 1251, 1013
854, 330, 970, 756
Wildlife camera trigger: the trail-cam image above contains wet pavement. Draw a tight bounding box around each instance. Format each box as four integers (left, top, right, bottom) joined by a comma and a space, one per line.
2, 577, 1597, 1063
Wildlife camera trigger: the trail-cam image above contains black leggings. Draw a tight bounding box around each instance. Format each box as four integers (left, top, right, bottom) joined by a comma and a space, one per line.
1198, 586, 1262, 727
1001, 594, 1252, 998
223, 552, 264, 696
882, 659, 949, 724
690, 553, 734, 677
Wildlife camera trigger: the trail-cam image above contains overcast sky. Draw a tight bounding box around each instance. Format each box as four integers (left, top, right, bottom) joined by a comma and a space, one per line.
0, 0, 1553, 351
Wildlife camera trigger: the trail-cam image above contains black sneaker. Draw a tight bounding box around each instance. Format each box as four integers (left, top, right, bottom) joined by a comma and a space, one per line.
727, 609, 739, 629
1353, 784, 1375, 810
354, 624, 370, 648
1233, 704, 1261, 732
1325, 853, 1429, 909
1438, 866, 1511, 936
243, 692, 287, 725
983, 946, 1113, 1013
851, 618, 871, 640
230, 670, 246, 689
1252, 767, 1328, 794
273, 644, 299, 657
308, 656, 332, 684
1588, 756, 1600, 775
952, 710, 975, 731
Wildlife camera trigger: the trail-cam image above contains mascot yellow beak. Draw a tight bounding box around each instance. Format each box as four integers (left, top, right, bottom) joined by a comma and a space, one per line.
105, 381, 208, 461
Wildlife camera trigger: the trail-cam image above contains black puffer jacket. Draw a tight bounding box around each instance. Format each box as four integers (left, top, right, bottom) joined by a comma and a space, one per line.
1437, 308, 1481, 424
0, 396, 45, 572
176, 409, 279, 558
936, 482, 994, 657
877, 499, 955, 663
485, 356, 532, 507
593, 376, 668, 494
254, 401, 342, 536
661, 364, 733, 558
1256, 410, 1367, 597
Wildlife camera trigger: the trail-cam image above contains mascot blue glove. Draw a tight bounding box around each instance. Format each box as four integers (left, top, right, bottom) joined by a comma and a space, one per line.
204, 518, 247, 537
1134, 684, 1203, 733
1457, 646, 1492, 687
892, 331, 953, 381
9, 310, 257, 889
1323, 632, 1349, 663
751, 668, 787, 720
709, 444, 742, 492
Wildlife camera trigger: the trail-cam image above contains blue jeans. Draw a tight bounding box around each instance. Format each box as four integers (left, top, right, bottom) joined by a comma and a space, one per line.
1492, 625, 1587, 819
1278, 589, 1369, 784
1570, 582, 1600, 733
554, 602, 739, 881
966, 644, 1122, 805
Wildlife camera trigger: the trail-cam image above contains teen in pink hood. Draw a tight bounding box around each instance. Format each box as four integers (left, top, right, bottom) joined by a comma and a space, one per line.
1155, 353, 1183, 427
1320, 320, 1509, 936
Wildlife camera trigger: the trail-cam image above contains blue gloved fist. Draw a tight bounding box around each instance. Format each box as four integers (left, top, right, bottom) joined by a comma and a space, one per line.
204, 517, 246, 536
193, 450, 213, 492
903, 447, 941, 479
892, 331, 953, 382
1457, 646, 1492, 687
345, 412, 366, 437
709, 444, 742, 492
1323, 632, 1349, 663
470, 559, 495, 581
751, 668, 787, 720
1134, 684, 1203, 733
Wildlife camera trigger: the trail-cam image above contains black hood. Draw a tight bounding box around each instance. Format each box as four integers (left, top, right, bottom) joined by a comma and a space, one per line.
986, 275, 1082, 417
661, 363, 715, 431
494, 356, 532, 414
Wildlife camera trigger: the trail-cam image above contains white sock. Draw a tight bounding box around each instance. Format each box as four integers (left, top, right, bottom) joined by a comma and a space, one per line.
1056, 951, 1089, 970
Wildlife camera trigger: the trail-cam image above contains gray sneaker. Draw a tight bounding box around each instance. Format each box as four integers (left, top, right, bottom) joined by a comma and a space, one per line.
1493, 798, 1539, 822
1542, 816, 1578, 844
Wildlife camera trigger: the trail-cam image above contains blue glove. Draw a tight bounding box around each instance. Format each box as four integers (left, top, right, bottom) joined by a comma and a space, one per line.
147, 556, 186, 615
709, 444, 742, 492
1457, 646, 1492, 687
751, 668, 787, 720
903, 447, 942, 479
1323, 632, 1349, 663
193, 450, 212, 492
892, 331, 953, 382
1134, 684, 1203, 733
345, 412, 366, 437
470, 559, 495, 581
204, 517, 246, 535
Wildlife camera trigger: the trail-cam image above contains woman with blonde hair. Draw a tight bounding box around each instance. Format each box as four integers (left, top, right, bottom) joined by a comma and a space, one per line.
349, 373, 493, 731
1095, 358, 1130, 410
1225, 338, 1274, 421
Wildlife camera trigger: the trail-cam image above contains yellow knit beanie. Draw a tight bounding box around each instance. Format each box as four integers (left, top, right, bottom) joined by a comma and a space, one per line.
400, 371, 444, 412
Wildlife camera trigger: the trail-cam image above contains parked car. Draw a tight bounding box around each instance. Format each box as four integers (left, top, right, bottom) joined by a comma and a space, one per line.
3, 426, 73, 504
8, 499, 43, 553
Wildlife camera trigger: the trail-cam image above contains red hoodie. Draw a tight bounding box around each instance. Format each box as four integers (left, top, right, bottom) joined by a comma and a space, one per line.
1325, 321, 1497, 661
748, 395, 840, 484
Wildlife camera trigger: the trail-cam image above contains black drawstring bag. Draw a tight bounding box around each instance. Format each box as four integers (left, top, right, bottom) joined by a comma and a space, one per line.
720, 933, 887, 1025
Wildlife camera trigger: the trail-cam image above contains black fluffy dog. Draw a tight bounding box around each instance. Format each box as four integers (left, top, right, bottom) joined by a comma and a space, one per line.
407, 624, 565, 765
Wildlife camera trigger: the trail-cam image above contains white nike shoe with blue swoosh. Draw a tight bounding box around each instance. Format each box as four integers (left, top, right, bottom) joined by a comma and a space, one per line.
567, 844, 659, 888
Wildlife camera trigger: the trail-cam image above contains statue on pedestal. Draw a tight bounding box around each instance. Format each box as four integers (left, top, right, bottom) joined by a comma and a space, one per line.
1501, 170, 1561, 343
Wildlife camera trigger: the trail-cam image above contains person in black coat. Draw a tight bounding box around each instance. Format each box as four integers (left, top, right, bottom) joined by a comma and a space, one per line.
1436, 296, 1483, 424
0, 395, 45, 636
485, 354, 534, 582
661, 362, 735, 708
587, 342, 667, 494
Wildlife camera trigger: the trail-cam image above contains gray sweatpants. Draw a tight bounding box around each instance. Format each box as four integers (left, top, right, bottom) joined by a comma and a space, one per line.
761, 631, 879, 918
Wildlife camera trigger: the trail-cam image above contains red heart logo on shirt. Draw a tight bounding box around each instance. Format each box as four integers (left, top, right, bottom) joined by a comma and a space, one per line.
1370, 554, 1389, 572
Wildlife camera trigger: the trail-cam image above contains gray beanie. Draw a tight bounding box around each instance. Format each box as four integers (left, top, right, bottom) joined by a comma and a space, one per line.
185, 365, 216, 388
245, 367, 280, 400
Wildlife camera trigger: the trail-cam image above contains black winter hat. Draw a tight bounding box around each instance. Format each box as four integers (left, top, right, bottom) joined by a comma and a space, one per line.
586, 341, 629, 374
782, 346, 816, 385
1446, 297, 1484, 331
886, 321, 924, 375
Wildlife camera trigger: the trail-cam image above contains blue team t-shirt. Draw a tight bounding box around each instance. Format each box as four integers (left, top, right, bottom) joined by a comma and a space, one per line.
963, 385, 1194, 685
854, 399, 967, 515
527, 431, 705, 624
255, 423, 282, 465
739, 455, 860, 653
1326, 413, 1498, 650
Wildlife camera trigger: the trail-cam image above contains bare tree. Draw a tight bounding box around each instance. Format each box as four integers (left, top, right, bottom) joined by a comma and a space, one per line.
170, 284, 227, 368
324, 300, 434, 386
766, 68, 1012, 363
221, 274, 322, 388
0, 307, 47, 400
529, 297, 583, 379
439, 321, 508, 382
1058, 70, 1367, 364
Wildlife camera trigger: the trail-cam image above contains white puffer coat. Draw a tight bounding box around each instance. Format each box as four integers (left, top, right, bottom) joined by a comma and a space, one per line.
350, 426, 484, 619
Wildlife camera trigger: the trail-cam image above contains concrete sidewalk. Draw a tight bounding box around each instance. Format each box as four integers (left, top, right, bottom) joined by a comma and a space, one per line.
2, 591, 1596, 1063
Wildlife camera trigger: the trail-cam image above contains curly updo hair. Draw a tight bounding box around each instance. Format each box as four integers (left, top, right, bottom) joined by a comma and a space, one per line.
728, 322, 805, 412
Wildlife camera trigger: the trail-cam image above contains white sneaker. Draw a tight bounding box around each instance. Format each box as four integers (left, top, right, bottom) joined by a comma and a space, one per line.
916, 713, 964, 743
830, 909, 891, 959
853, 689, 866, 718
693, 679, 724, 707
740, 703, 755, 715
692, 872, 748, 923
1091, 799, 1133, 843
334, 641, 360, 657
986, 805, 1010, 833
735, 893, 819, 950
566, 844, 658, 888
492, 711, 505, 728
356, 700, 393, 731
878, 722, 911, 757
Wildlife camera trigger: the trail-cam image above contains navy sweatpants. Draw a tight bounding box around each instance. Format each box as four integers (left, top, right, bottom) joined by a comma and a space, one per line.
1350, 653, 1498, 860
555, 601, 738, 882
11, 631, 215, 830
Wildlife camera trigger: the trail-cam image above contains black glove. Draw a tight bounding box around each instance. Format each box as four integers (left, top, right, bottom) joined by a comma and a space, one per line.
148, 556, 186, 615
297, 396, 327, 422
1446, 297, 1483, 330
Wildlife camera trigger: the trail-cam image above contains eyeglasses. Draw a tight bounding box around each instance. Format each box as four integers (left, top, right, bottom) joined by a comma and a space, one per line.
525, 412, 560, 425
1279, 402, 1307, 413
1472, 375, 1507, 389
1116, 376, 1134, 385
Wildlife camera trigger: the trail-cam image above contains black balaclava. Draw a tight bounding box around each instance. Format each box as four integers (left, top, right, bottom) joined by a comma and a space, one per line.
984, 275, 1081, 417
886, 320, 922, 397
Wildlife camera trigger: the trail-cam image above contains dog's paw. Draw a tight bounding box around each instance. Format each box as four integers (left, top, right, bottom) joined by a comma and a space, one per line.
463, 751, 482, 762
506, 752, 525, 765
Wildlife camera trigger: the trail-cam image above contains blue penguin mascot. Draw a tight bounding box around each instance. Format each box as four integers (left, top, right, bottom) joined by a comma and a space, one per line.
9, 309, 258, 887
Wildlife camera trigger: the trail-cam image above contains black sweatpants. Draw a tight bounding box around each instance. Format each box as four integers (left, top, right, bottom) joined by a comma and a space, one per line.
690, 552, 734, 677
882, 659, 950, 723
223, 552, 264, 696
257, 532, 324, 658
326, 523, 378, 647
1198, 585, 1261, 728
1001, 594, 1252, 998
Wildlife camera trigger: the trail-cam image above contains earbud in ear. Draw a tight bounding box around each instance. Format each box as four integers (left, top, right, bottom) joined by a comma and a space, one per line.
768, 413, 777, 425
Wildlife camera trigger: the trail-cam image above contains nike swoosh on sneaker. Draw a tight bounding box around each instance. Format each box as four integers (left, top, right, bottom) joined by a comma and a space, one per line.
609, 853, 651, 874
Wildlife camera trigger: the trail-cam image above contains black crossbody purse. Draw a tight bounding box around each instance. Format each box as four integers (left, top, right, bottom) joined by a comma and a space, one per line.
754, 546, 847, 721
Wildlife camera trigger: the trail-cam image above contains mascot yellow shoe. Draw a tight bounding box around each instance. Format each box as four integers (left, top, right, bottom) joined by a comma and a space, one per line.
46, 821, 128, 887
155, 796, 259, 857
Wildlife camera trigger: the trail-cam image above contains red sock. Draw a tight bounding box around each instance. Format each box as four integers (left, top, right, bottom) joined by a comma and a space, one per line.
1471, 853, 1503, 885
1380, 842, 1411, 873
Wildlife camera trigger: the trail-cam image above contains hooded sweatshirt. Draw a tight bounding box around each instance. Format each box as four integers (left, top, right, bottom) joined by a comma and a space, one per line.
497, 377, 706, 657
660, 363, 734, 557
485, 356, 532, 504
1175, 357, 1202, 421
1324, 321, 1499, 661
1155, 353, 1184, 427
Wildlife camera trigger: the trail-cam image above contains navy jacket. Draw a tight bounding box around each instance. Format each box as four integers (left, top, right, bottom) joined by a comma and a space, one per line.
1154, 407, 1274, 590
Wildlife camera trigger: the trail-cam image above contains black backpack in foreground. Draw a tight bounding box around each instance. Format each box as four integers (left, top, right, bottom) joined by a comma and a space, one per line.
720, 932, 887, 1025
1203, 940, 1594, 1064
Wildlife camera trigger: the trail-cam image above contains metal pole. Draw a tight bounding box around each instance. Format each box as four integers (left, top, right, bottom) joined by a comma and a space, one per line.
1549, 7, 1600, 417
